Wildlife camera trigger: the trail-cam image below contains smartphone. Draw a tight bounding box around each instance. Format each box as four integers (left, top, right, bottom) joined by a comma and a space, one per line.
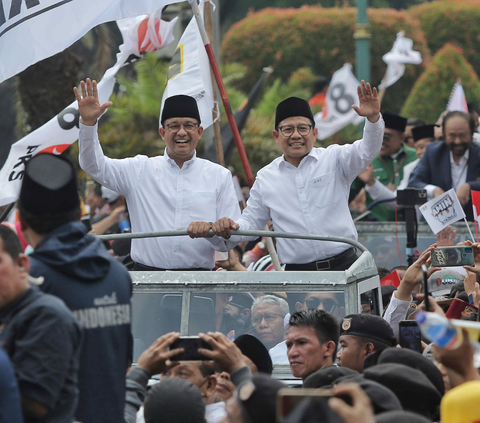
277, 388, 347, 422
169, 336, 212, 361
422, 264, 430, 312
431, 246, 474, 267
399, 320, 422, 353
81, 215, 92, 232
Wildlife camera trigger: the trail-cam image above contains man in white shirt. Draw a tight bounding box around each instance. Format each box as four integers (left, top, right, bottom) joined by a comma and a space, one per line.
205, 81, 384, 271
75, 78, 240, 270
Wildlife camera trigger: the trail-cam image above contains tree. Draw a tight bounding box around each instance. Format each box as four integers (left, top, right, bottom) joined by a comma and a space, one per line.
401, 44, 480, 123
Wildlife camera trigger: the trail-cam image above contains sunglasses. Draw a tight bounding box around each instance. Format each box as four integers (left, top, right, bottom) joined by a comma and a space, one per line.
305, 297, 338, 313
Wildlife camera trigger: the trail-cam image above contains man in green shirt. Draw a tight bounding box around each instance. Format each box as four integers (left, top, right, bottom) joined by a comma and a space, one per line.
351, 112, 417, 221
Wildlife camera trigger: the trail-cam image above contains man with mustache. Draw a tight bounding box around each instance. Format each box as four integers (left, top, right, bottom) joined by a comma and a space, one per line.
409, 111, 480, 221
75, 79, 240, 270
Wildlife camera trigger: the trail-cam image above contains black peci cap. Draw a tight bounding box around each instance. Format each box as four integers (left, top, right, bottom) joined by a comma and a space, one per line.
383, 112, 407, 132
275, 97, 314, 129
303, 365, 359, 388
160, 94, 201, 126
234, 334, 273, 375
340, 314, 396, 347
19, 153, 80, 215
412, 124, 436, 142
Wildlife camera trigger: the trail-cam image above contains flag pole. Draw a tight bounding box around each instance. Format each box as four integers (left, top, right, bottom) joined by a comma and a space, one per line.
464, 217, 475, 241
475, 221, 479, 243
189, 0, 254, 187
204, 1, 225, 167
377, 70, 388, 105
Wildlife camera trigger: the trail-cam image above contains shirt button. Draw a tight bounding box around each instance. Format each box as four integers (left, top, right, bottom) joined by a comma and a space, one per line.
176, 208, 180, 212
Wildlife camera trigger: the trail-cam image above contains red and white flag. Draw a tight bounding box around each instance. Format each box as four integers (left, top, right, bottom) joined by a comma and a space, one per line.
447, 82, 469, 113
0, 11, 177, 207
472, 190, 480, 225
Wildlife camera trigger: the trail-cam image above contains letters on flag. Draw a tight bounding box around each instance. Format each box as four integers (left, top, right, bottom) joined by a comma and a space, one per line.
0, 11, 177, 207
0, 0, 180, 84
314, 63, 364, 140
447, 82, 469, 113
419, 188, 466, 234
159, 0, 214, 129
378, 32, 422, 89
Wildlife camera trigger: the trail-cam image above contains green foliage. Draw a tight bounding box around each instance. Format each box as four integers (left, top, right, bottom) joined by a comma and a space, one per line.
409, 0, 480, 78
221, 6, 430, 114
401, 44, 480, 123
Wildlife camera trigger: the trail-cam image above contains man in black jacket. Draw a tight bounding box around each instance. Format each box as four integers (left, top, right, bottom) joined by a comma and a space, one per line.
17, 153, 132, 423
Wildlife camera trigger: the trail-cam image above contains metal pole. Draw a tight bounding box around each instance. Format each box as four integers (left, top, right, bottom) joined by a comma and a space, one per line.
205, 1, 225, 167
97, 229, 369, 253
354, 0, 371, 83
188, 0, 254, 187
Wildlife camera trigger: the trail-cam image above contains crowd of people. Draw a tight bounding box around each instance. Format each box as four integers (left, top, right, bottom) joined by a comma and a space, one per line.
1, 76, 480, 423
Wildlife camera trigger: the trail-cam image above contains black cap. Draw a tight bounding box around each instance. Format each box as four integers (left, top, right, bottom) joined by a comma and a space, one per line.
364, 347, 444, 396
376, 411, 431, 423
19, 153, 80, 215
281, 395, 343, 423
364, 363, 442, 418
340, 314, 396, 347
383, 112, 407, 132
236, 374, 284, 423
144, 378, 206, 423
234, 334, 273, 375
334, 375, 403, 415
160, 94, 201, 126
228, 293, 254, 310
412, 124, 435, 142
275, 97, 314, 129
303, 365, 359, 388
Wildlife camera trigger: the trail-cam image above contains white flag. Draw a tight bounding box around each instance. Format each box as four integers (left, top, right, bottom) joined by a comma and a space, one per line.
0, 0, 180, 84
447, 82, 469, 113
379, 32, 422, 89
314, 63, 364, 140
159, 0, 214, 129
0, 11, 177, 207
419, 188, 466, 234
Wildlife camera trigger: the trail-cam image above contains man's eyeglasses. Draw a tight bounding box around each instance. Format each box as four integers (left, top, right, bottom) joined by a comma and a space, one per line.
446, 132, 470, 142
165, 123, 199, 133
278, 124, 313, 137
252, 312, 283, 325
305, 297, 338, 313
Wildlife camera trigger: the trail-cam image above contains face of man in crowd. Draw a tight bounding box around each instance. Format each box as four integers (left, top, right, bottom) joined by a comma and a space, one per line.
159, 117, 203, 165
286, 325, 333, 380
299, 292, 344, 320
213, 371, 235, 401
404, 125, 415, 148
252, 302, 285, 350
414, 138, 432, 160
163, 362, 215, 400
380, 128, 405, 156
337, 335, 370, 373
273, 116, 318, 167
0, 238, 29, 309
444, 115, 472, 159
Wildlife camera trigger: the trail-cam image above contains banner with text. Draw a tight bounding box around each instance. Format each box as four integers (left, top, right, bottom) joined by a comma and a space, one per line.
314, 63, 364, 140
159, 0, 214, 129
419, 188, 466, 234
0, 0, 180, 84
0, 11, 177, 207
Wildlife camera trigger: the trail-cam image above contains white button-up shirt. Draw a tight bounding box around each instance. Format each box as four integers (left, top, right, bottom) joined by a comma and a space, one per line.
79, 123, 240, 269
235, 117, 384, 263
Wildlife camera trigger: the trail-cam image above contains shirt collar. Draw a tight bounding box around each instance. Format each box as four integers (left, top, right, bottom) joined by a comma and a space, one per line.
277, 148, 318, 169
164, 147, 197, 168
0, 287, 35, 323
449, 149, 469, 166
